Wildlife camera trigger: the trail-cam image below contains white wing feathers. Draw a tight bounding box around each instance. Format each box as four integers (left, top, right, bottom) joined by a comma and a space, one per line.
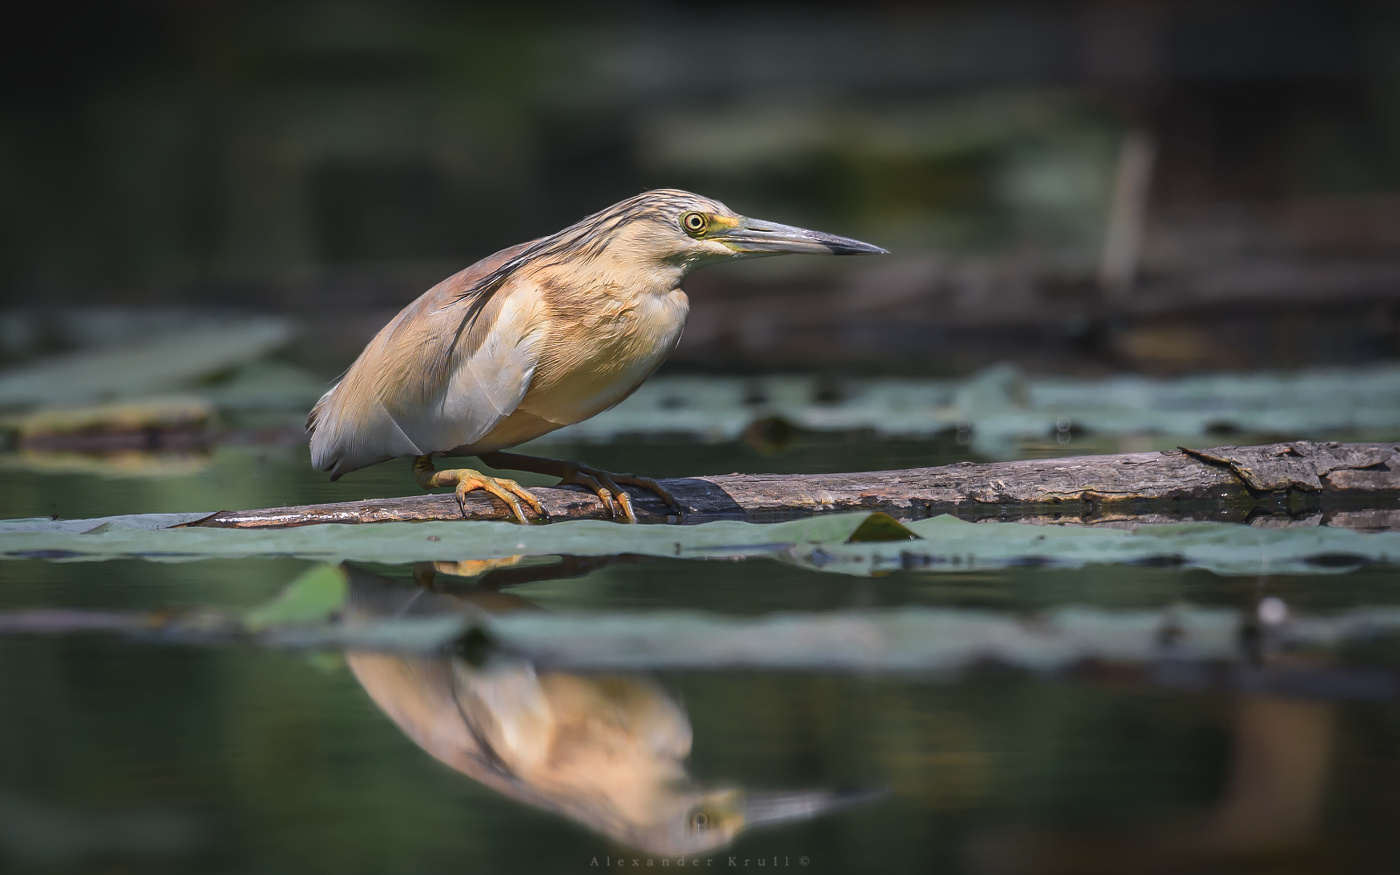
308, 286, 546, 480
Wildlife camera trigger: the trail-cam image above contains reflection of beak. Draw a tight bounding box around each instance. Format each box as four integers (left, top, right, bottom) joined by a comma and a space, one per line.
739, 788, 885, 830
715, 217, 888, 256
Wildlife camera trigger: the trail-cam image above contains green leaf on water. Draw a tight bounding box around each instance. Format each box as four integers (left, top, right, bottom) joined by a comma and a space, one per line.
543, 365, 1400, 454
0, 319, 292, 409
3, 511, 1400, 576
244, 564, 348, 632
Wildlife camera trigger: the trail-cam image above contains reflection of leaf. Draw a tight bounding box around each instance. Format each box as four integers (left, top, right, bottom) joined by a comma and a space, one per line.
259, 615, 468, 651
13, 600, 1400, 694
244, 564, 348, 631
2, 512, 1399, 576
478, 604, 1400, 683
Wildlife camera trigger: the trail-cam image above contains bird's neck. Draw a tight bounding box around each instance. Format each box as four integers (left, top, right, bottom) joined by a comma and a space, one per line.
570, 253, 690, 299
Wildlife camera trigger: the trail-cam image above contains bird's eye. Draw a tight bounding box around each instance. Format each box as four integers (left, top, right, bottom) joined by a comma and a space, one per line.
681, 212, 707, 235
688, 810, 711, 832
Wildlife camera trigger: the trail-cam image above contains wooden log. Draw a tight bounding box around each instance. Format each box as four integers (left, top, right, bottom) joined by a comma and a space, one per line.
187, 441, 1400, 529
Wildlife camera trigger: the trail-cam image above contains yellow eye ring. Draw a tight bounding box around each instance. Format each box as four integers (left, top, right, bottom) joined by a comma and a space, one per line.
681, 212, 707, 235
689, 810, 710, 831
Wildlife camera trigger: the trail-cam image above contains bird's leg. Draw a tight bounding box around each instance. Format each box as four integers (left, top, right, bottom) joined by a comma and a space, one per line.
412, 454, 548, 524
478, 451, 679, 524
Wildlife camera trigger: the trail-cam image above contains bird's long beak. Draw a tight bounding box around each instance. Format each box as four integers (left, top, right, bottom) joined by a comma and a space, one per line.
738, 787, 885, 830
715, 217, 888, 256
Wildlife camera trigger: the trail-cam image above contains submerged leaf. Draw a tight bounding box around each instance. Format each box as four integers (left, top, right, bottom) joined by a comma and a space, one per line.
244, 564, 349, 631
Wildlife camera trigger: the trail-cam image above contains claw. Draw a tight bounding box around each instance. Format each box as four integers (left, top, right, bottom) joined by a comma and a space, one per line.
463, 474, 547, 523
556, 466, 645, 523
475, 451, 682, 523
609, 472, 681, 518
557, 467, 625, 520
589, 469, 637, 524
413, 455, 548, 524
614, 490, 637, 523
592, 478, 618, 519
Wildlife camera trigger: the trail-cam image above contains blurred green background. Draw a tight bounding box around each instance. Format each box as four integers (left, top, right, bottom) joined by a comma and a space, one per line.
2, 0, 1398, 376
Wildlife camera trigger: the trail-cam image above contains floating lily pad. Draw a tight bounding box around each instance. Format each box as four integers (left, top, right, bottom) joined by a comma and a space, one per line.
0, 320, 291, 409
1, 511, 1398, 576
3, 396, 215, 439
548, 365, 1400, 456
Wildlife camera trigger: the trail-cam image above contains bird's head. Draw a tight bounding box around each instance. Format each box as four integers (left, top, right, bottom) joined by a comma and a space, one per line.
559, 189, 887, 276
618, 784, 880, 857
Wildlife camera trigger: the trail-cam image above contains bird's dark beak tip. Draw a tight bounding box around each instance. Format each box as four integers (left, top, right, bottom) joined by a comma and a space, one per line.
738, 785, 888, 829
723, 218, 886, 257
832, 243, 889, 256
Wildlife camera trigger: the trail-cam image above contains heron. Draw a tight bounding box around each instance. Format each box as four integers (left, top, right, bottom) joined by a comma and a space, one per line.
307, 189, 886, 522
343, 566, 872, 856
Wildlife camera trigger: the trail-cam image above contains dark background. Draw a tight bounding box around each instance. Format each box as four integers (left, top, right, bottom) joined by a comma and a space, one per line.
3, 8, 1400, 873
3, 0, 1399, 374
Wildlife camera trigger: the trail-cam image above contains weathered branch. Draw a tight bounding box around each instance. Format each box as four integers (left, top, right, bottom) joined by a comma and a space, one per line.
188, 441, 1400, 529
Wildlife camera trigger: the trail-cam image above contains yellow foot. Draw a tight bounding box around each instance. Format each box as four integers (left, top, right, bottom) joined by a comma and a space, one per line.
430, 557, 526, 579
558, 465, 680, 523
413, 455, 547, 524
478, 451, 679, 524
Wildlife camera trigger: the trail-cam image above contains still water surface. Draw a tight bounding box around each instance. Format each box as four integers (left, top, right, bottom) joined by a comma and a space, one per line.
2, 437, 1399, 873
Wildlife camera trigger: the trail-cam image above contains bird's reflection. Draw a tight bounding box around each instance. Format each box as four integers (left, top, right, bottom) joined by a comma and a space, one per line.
342, 561, 866, 856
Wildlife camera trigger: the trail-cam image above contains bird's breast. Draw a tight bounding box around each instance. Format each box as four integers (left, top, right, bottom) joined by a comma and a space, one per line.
522, 286, 689, 426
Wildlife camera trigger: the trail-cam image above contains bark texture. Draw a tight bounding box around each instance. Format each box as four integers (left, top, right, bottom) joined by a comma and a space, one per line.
188, 441, 1400, 529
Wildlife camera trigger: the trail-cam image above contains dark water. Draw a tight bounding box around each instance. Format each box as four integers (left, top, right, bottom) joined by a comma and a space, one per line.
3, 438, 1400, 873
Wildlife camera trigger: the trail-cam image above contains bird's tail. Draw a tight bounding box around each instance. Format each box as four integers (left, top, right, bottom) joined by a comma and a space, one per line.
305, 386, 331, 436
306, 380, 423, 480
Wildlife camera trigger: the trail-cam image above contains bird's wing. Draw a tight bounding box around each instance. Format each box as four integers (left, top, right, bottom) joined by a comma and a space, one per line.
308, 242, 548, 478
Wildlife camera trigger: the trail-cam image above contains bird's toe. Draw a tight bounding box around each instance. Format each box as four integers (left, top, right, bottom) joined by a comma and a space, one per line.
587, 470, 634, 523
612, 490, 638, 524
453, 475, 546, 524
559, 466, 628, 520
612, 473, 682, 517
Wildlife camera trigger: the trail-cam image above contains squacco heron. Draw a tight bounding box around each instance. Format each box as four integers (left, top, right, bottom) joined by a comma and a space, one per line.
307, 189, 885, 522
344, 566, 866, 856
